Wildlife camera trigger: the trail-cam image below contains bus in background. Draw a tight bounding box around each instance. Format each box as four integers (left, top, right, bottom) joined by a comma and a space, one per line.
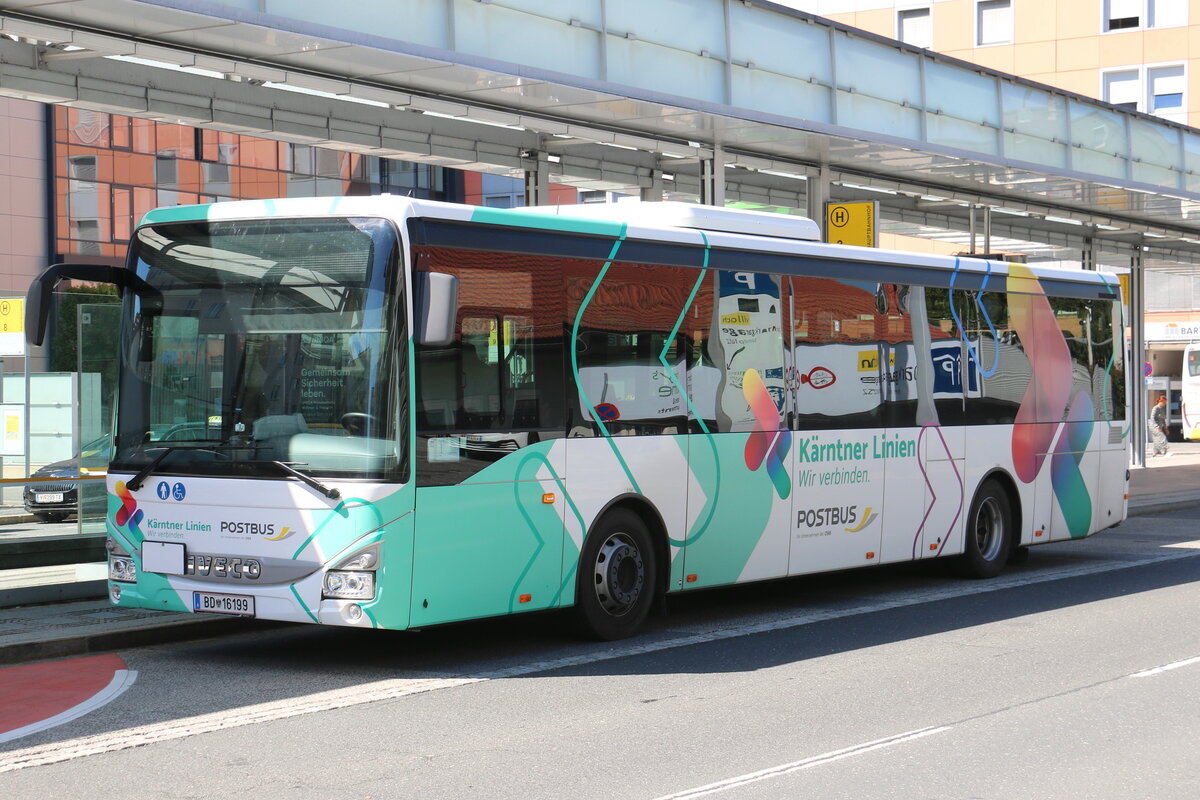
25, 198, 1128, 640
1182, 342, 1200, 440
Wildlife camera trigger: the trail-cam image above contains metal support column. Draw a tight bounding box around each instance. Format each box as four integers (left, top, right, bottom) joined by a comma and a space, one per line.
1130, 247, 1146, 468
983, 206, 992, 256
699, 146, 725, 206
809, 165, 831, 241
641, 169, 664, 202
522, 150, 550, 207
968, 205, 977, 254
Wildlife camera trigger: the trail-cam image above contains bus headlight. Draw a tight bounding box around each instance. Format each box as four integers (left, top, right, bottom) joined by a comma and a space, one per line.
323, 570, 375, 600
109, 556, 137, 583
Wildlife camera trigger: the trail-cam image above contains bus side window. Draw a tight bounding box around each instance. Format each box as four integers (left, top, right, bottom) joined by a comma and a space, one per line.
1049, 296, 1099, 420
788, 275, 885, 432
963, 290, 1023, 426
1100, 300, 1125, 421
460, 316, 503, 427
565, 260, 692, 437
413, 249, 565, 439
921, 287, 969, 427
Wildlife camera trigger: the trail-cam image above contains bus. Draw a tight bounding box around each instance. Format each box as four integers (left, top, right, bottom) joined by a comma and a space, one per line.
1183, 342, 1200, 440
26, 197, 1129, 640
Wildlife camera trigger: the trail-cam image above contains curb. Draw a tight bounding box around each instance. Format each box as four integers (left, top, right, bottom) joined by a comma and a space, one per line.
1128, 497, 1200, 518
0, 616, 281, 666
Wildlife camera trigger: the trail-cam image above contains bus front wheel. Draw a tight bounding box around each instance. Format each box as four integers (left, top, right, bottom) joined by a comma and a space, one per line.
576, 509, 657, 640
959, 479, 1012, 579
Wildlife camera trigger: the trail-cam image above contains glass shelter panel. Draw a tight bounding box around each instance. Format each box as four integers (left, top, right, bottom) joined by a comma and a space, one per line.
78, 301, 121, 536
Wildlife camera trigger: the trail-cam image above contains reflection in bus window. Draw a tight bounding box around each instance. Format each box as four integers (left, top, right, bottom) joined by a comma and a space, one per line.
566, 261, 693, 437
412, 248, 565, 486
790, 276, 887, 431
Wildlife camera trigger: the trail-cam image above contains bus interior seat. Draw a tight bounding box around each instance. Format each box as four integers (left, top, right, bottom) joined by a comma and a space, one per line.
253, 413, 308, 459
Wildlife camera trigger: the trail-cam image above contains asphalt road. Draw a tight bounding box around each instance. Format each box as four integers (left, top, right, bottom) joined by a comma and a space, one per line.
3, 507, 1200, 799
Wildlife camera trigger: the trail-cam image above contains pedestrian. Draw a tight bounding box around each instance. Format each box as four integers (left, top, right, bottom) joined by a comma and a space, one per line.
1151, 395, 1170, 457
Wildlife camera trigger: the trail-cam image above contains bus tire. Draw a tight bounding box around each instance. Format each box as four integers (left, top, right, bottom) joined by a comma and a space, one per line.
575, 509, 657, 640
959, 479, 1012, 579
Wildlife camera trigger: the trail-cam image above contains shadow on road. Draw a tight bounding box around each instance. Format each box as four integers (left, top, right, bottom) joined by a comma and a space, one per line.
5, 514, 1199, 753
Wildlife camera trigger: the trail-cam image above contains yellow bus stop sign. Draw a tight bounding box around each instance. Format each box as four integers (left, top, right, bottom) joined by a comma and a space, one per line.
0, 298, 25, 356
0, 298, 23, 334
826, 201, 878, 247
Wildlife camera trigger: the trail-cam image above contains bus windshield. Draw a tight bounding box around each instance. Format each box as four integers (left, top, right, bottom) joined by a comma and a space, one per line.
110, 216, 403, 482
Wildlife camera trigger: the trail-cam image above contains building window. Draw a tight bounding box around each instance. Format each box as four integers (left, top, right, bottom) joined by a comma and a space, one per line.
1150, 0, 1188, 27
1099, 64, 1185, 121
897, 7, 932, 48
1149, 65, 1186, 120
1103, 69, 1141, 111
1102, 64, 1186, 121
67, 155, 98, 181
977, 0, 1012, 46
1104, 0, 1187, 32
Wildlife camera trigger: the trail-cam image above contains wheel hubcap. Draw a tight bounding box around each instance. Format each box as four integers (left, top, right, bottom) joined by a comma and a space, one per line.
593, 532, 645, 615
974, 496, 1004, 562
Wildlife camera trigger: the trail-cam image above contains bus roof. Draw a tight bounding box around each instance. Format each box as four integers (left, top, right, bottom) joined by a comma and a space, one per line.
137, 196, 1117, 294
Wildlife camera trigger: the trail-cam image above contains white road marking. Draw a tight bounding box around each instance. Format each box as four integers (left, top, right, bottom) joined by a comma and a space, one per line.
0, 543, 1196, 773
0, 670, 137, 746
1130, 655, 1200, 678
650, 726, 953, 799
0, 676, 480, 773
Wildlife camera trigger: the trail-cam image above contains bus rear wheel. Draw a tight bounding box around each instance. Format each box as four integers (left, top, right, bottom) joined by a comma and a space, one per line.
576, 509, 657, 640
959, 479, 1012, 579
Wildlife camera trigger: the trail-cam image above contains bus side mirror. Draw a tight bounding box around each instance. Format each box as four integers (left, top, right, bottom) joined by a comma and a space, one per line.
26, 263, 162, 346
413, 271, 458, 347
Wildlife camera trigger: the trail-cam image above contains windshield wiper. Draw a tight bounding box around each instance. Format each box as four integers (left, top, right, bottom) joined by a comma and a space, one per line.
125, 444, 233, 492
253, 460, 341, 499
125, 447, 340, 499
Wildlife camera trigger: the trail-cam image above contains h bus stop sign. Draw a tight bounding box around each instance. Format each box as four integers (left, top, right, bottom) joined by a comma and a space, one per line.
825, 202, 878, 248
0, 299, 24, 357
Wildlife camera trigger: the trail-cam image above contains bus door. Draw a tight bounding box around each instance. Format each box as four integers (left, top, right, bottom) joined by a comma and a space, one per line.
566, 261, 707, 591
788, 277, 887, 574
874, 286, 967, 563
911, 286, 966, 559
680, 269, 793, 587
1049, 298, 1105, 542
409, 255, 568, 627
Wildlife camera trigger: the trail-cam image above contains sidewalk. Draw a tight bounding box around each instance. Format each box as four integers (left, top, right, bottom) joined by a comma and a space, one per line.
1, 449, 1199, 666
1127, 439, 1200, 515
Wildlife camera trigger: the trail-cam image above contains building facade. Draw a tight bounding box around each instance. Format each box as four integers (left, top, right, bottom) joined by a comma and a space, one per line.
53, 106, 456, 265
789, 0, 1194, 132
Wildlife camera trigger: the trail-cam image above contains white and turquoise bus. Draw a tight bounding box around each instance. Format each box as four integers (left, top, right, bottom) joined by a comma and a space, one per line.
1183, 342, 1200, 440
27, 198, 1129, 639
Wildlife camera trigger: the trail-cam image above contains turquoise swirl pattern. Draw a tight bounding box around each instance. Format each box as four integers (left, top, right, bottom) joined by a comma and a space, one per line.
1050, 391, 1095, 539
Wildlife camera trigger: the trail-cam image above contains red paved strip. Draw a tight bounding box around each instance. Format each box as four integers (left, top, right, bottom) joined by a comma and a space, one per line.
0, 653, 127, 735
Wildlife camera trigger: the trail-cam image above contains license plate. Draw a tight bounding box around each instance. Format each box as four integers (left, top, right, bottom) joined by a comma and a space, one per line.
35, 493, 64, 503
193, 591, 255, 617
